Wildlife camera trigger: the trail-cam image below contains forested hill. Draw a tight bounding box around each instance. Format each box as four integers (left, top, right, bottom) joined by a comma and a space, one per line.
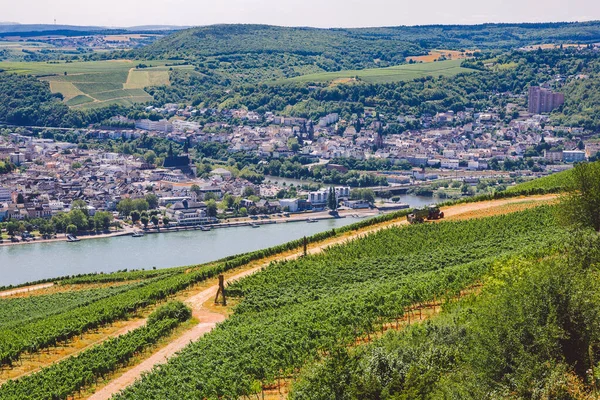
124, 24, 424, 70
127, 22, 600, 63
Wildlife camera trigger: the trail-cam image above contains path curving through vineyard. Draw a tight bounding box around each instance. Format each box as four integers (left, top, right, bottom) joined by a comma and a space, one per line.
87, 267, 261, 400
0, 283, 54, 297
85, 195, 556, 399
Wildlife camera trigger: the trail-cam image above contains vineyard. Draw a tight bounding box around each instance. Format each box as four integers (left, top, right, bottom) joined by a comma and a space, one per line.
0, 282, 147, 330
289, 231, 600, 399
0, 208, 414, 369
113, 206, 566, 399
0, 301, 191, 400
506, 165, 580, 194
0, 264, 237, 366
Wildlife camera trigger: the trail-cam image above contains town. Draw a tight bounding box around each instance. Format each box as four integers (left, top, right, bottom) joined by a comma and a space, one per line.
0, 82, 594, 241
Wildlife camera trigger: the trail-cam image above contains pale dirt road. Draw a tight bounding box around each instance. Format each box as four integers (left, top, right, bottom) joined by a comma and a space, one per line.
87, 266, 264, 400
86, 195, 556, 399
0, 283, 54, 297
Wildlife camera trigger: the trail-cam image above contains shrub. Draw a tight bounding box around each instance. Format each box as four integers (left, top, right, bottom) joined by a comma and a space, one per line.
148, 301, 192, 325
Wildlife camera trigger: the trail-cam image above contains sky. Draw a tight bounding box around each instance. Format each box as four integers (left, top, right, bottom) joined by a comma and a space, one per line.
1, 0, 599, 28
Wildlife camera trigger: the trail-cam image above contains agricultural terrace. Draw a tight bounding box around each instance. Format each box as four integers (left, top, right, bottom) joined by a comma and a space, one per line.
0, 196, 555, 400
0, 60, 192, 109
277, 59, 473, 85
506, 167, 575, 193
114, 205, 565, 399
405, 49, 478, 63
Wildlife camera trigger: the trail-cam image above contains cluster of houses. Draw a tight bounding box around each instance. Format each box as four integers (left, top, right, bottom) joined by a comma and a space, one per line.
0, 133, 366, 224
1, 81, 597, 224
118, 101, 592, 175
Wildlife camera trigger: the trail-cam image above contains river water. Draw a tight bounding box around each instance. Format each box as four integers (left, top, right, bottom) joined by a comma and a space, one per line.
263, 176, 436, 208
0, 217, 366, 286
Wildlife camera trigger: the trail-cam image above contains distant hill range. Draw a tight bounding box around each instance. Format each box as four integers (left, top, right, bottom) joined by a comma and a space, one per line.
138, 22, 600, 57
0, 23, 190, 36
117, 22, 600, 72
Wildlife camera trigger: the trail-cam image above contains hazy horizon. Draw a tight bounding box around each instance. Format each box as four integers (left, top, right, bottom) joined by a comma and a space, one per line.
2, 0, 599, 29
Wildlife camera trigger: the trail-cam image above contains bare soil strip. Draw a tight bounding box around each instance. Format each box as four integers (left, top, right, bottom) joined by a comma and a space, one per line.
0, 283, 54, 297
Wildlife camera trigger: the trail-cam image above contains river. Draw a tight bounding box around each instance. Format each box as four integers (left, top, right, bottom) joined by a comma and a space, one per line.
263, 176, 437, 209
0, 217, 365, 287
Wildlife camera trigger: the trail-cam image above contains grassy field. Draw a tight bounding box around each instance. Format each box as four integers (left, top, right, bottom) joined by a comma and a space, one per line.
0, 41, 59, 58
124, 68, 170, 89
0, 60, 192, 109
277, 59, 473, 85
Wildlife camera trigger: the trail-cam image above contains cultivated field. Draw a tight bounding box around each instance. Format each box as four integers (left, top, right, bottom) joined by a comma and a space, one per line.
277, 59, 473, 85
0, 60, 192, 109
123, 68, 170, 89
405, 49, 477, 63
0, 41, 59, 58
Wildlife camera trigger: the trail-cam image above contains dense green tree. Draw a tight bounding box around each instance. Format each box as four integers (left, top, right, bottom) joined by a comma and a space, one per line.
560, 161, 600, 231
6, 221, 20, 237
130, 210, 141, 224
327, 187, 337, 210
66, 224, 77, 235
93, 211, 113, 231
145, 194, 159, 209
67, 209, 88, 231
206, 200, 218, 218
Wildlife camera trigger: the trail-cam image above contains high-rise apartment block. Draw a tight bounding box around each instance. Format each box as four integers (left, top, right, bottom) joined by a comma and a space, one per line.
528, 86, 564, 114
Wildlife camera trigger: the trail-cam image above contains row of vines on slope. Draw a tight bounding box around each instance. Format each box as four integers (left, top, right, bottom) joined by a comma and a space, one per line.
0, 302, 192, 400
115, 206, 566, 399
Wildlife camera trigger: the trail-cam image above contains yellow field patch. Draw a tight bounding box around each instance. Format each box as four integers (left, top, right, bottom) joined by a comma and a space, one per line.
47, 80, 85, 100
104, 35, 142, 42
123, 69, 170, 89
329, 77, 358, 86
406, 49, 477, 63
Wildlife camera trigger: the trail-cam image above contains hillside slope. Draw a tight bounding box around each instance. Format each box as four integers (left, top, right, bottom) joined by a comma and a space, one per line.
132, 22, 600, 62
113, 205, 565, 399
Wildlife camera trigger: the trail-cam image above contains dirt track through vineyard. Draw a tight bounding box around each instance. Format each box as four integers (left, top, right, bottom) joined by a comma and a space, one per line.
78, 195, 556, 399
0, 283, 54, 297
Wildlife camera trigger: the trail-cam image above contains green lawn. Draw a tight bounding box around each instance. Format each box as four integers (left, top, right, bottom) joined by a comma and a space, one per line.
276, 59, 473, 84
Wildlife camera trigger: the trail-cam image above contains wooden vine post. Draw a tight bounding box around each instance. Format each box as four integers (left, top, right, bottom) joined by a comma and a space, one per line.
214, 274, 226, 306
303, 236, 308, 257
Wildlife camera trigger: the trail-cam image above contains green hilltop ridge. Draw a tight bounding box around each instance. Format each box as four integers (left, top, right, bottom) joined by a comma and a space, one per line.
126, 22, 600, 61
86, 22, 600, 89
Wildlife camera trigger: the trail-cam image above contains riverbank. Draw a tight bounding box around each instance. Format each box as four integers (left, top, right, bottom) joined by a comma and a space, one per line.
0, 226, 135, 248
0, 214, 368, 286
0, 209, 378, 248
143, 208, 379, 234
